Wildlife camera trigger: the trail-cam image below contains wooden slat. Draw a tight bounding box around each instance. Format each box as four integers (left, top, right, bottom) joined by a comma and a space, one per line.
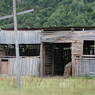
75, 57, 95, 76
0, 30, 41, 44
0, 57, 40, 76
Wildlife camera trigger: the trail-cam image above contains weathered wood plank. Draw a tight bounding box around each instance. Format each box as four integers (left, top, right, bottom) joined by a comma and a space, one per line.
0, 30, 41, 44
75, 58, 95, 76
0, 57, 40, 76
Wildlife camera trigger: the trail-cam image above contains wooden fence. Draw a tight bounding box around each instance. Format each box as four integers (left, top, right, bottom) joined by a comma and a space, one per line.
0, 56, 40, 76
75, 57, 95, 76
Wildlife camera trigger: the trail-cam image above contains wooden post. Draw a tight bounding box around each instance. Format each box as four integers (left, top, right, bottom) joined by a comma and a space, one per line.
0, 0, 34, 88
52, 45, 54, 76
40, 43, 44, 77
13, 0, 21, 88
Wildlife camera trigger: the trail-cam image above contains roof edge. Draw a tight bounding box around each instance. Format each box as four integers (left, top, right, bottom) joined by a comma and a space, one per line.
1, 26, 95, 31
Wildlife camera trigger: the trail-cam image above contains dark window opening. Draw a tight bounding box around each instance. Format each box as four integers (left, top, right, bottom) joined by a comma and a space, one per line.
0, 44, 40, 57
0, 44, 15, 56
1, 59, 8, 62
19, 44, 40, 56
83, 40, 95, 55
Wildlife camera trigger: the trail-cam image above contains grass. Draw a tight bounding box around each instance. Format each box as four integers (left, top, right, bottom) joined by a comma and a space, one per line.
0, 76, 95, 95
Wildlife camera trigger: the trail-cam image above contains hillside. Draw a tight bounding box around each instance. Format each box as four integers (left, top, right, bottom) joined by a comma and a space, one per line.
0, 0, 95, 28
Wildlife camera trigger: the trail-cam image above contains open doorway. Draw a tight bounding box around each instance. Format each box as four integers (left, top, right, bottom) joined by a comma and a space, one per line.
43, 43, 72, 76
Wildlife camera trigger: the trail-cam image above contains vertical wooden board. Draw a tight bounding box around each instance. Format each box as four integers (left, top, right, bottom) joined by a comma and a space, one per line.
8, 57, 40, 76
75, 58, 95, 76
0, 61, 10, 75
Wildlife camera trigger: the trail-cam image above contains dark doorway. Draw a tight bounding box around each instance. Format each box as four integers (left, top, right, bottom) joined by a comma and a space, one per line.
44, 43, 71, 76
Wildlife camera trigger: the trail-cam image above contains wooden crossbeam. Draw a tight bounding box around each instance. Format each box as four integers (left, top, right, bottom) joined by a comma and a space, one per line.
0, 0, 34, 88
0, 9, 34, 20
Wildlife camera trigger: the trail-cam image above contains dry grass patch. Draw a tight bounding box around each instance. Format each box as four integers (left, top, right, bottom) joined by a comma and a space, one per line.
0, 77, 94, 95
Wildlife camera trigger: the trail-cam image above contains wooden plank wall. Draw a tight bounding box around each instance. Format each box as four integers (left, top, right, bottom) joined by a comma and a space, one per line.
75, 57, 95, 76
0, 57, 40, 76
41, 30, 95, 76
0, 30, 41, 44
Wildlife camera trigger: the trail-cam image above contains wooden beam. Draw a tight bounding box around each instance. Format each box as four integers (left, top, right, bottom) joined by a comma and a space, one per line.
40, 43, 44, 76
0, 9, 34, 20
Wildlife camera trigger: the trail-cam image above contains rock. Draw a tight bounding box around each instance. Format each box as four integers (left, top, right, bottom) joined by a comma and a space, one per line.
64, 62, 72, 77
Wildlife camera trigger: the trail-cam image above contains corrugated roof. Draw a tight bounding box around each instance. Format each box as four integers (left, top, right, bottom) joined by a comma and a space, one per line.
0, 30, 41, 44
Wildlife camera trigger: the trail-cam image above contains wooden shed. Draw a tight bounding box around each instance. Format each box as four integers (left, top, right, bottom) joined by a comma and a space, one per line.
40, 27, 95, 77
1, 27, 95, 77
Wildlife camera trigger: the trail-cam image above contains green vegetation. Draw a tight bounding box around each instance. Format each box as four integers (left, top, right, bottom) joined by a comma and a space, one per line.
0, 77, 95, 95
0, 0, 95, 28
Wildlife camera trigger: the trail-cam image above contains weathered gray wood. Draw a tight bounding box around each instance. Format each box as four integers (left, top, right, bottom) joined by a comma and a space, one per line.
0, 30, 41, 44
0, 57, 40, 76
41, 30, 95, 43
13, 0, 21, 88
75, 57, 95, 76
0, 9, 34, 20
40, 43, 43, 76
41, 29, 95, 76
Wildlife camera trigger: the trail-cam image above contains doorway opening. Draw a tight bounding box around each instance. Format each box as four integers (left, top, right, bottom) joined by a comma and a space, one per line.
43, 43, 72, 76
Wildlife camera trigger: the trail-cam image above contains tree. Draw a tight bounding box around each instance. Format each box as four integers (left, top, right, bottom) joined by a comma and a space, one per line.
1, 0, 95, 28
